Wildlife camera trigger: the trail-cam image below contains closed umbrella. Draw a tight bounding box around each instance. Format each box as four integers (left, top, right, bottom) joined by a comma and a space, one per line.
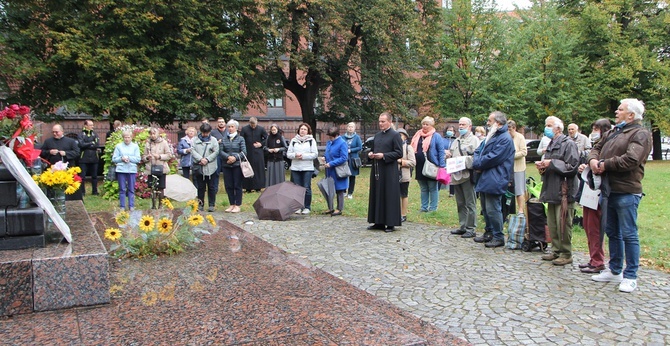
164, 174, 197, 201
253, 182, 306, 221
317, 177, 335, 212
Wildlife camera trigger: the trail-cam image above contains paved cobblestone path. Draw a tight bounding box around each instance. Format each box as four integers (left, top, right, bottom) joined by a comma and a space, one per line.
223, 212, 670, 345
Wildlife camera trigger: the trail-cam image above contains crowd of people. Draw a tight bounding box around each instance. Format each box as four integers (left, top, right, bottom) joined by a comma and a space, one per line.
361, 99, 651, 293
39, 97, 651, 293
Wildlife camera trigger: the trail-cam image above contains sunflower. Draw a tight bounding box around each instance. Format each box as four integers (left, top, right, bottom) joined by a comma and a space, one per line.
206, 215, 216, 227
162, 198, 174, 210
186, 199, 199, 214
139, 215, 156, 232
104, 228, 122, 241
115, 210, 130, 226
187, 214, 204, 226
157, 217, 173, 234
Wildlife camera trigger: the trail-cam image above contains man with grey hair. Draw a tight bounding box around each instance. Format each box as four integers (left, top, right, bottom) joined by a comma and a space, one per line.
588, 98, 652, 293
472, 111, 515, 248
535, 116, 580, 266
447, 117, 480, 238
567, 123, 592, 160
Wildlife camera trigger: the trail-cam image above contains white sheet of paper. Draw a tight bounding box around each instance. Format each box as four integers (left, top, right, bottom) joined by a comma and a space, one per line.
446, 157, 466, 174
0, 146, 72, 243
579, 183, 600, 210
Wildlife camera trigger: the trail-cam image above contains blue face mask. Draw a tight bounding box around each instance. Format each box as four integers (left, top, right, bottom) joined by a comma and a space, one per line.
544, 127, 555, 139
458, 129, 467, 136
615, 121, 626, 129
446, 131, 454, 137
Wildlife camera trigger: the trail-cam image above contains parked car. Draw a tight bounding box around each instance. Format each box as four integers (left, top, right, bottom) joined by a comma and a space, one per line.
525, 139, 542, 163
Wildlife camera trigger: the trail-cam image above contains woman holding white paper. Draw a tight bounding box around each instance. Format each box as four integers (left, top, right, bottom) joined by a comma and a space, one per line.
576, 118, 612, 274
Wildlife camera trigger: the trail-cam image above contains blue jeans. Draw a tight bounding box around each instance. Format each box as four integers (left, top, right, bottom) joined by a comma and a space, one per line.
605, 193, 641, 279
482, 193, 504, 241
117, 172, 136, 209
291, 170, 313, 210
417, 179, 439, 211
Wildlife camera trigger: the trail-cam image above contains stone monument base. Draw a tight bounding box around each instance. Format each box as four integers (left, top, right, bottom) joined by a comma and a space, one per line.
0, 201, 109, 316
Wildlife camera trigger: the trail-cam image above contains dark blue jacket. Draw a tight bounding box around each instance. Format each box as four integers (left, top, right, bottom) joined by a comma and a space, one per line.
473, 123, 515, 195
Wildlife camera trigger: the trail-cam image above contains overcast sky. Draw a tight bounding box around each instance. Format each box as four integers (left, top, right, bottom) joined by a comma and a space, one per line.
496, 0, 532, 11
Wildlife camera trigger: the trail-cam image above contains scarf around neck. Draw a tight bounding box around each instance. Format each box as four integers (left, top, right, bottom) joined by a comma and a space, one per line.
411, 128, 435, 153
294, 134, 313, 143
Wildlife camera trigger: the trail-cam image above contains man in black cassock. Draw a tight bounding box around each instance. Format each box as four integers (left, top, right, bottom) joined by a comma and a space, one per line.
240, 117, 267, 192
367, 112, 403, 232
40, 124, 80, 167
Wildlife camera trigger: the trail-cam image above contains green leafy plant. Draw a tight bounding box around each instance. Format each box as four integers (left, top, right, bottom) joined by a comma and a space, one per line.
104, 199, 217, 258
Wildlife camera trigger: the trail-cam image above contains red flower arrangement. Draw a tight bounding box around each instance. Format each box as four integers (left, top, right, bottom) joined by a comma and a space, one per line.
0, 104, 39, 164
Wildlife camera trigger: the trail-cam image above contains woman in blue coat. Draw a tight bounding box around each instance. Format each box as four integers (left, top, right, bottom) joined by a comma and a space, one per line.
343, 122, 362, 199
323, 126, 350, 216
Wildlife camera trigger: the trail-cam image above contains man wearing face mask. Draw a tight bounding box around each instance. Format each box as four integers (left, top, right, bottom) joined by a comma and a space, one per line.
588, 98, 652, 293
535, 116, 580, 266
446, 117, 479, 238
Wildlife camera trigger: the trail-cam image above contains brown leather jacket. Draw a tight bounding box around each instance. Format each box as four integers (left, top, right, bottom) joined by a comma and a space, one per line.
587, 121, 651, 195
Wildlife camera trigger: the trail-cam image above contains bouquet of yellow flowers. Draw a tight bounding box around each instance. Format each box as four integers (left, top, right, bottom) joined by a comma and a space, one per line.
32, 161, 82, 194
104, 198, 218, 258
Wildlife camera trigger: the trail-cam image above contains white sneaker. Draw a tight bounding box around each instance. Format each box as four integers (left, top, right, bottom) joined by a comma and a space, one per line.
591, 269, 623, 283
301, 208, 311, 215
347, 194, 353, 199
295, 209, 302, 214
619, 278, 638, 293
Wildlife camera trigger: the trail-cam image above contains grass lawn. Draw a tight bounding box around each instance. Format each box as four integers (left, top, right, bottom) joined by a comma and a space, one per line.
82, 160, 670, 272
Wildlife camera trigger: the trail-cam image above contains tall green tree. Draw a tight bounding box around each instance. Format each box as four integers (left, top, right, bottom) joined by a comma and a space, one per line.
488, 1, 595, 131
432, 0, 510, 125
0, 0, 268, 125
567, 0, 670, 158
262, 0, 441, 130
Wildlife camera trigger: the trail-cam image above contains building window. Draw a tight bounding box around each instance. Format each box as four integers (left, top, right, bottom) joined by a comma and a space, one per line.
442, 0, 451, 8
268, 97, 283, 108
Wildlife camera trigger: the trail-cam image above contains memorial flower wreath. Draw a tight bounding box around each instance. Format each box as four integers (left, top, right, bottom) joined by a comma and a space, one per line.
0, 104, 39, 164
104, 199, 218, 258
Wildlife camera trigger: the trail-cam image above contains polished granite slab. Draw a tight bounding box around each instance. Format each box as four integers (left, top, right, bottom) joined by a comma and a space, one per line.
0, 213, 464, 345
0, 201, 109, 316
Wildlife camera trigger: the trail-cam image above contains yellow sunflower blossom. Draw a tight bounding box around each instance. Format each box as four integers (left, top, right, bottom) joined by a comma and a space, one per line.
186, 199, 199, 214
161, 198, 174, 210
157, 217, 173, 234
115, 211, 130, 226
104, 228, 122, 241
187, 214, 204, 226
206, 215, 217, 227
139, 215, 156, 232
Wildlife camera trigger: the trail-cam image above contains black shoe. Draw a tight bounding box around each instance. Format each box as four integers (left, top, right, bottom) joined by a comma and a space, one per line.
367, 224, 385, 230
92, 192, 99, 196
400, 216, 407, 222
384, 226, 395, 232
450, 229, 466, 235
331, 211, 342, 216
485, 238, 505, 248
461, 231, 476, 238
474, 231, 493, 243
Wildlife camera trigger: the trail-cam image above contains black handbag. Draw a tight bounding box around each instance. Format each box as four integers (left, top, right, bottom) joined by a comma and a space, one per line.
191, 164, 202, 176
351, 156, 362, 169
106, 165, 117, 181
151, 164, 164, 176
